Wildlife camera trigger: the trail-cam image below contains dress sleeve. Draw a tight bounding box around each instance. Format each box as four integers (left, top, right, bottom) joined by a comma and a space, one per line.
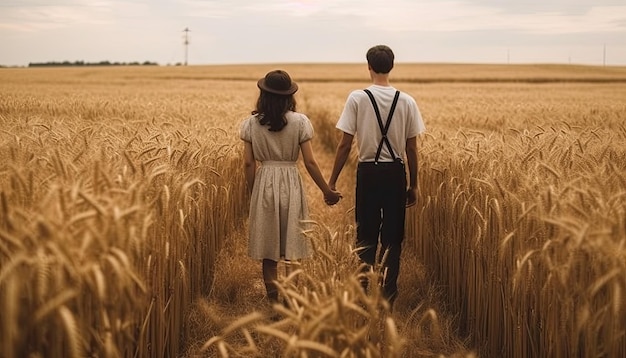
239, 117, 252, 142
299, 115, 314, 143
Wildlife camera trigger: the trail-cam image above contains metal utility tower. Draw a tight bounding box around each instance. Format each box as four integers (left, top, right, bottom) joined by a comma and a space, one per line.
183, 28, 190, 66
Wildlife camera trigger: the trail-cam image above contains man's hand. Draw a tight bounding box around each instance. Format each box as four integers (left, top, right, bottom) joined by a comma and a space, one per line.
324, 190, 342, 206
406, 188, 417, 208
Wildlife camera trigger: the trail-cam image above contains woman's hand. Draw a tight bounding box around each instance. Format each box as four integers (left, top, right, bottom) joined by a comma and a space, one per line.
324, 189, 342, 206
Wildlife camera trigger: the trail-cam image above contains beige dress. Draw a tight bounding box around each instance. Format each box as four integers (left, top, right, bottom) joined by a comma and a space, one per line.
239, 112, 314, 261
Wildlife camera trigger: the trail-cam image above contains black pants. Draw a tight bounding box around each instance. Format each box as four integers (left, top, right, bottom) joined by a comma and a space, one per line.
355, 160, 407, 304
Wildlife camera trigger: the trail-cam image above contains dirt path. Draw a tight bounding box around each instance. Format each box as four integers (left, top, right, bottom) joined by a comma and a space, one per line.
182, 139, 473, 357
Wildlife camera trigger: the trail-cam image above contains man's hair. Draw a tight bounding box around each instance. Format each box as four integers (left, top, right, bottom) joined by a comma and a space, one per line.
366, 45, 394, 74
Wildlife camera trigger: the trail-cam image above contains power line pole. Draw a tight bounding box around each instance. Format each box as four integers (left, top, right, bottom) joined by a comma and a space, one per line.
183, 28, 190, 66
603, 43, 606, 67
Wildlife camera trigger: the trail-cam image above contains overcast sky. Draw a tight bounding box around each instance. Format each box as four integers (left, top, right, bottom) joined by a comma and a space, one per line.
1, 0, 625, 66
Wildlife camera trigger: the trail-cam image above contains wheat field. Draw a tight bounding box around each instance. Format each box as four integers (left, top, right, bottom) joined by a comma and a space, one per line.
1, 64, 625, 357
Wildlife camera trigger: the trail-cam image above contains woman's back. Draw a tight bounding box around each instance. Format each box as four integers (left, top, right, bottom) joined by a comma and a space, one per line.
241, 112, 313, 162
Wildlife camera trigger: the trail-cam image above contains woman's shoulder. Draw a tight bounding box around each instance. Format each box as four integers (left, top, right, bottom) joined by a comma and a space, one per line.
285, 111, 313, 134
239, 115, 260, 141
240, 114, 259, 127
286, 111, 310, 123
285, 112, 313, 142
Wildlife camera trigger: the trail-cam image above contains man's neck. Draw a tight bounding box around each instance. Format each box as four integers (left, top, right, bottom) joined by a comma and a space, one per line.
370, 71, 391, 87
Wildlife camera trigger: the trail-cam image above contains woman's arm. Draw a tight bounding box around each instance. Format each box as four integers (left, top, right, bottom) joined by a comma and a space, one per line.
300, 140, 341, 204
243, 141, 256, 194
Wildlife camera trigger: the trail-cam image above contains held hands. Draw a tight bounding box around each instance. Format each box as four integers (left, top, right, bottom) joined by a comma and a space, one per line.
324, 182, 342, 206
324, 189, 342, 206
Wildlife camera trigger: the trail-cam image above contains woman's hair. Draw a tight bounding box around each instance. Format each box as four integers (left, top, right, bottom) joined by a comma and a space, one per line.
252, 91, 297, 132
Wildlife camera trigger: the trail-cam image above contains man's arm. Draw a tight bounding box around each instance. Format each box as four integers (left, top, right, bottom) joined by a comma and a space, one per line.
328, 132, 354, 190
405, 136, 418, 207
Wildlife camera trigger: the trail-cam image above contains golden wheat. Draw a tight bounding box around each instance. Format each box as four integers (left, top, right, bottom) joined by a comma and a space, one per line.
2, 64, 625, 358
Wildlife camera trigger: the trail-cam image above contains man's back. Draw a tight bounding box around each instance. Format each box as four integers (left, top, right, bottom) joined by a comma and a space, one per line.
336, 84, 425, 163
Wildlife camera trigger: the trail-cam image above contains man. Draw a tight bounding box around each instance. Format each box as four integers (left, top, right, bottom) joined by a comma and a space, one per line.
328, 45, 426, 307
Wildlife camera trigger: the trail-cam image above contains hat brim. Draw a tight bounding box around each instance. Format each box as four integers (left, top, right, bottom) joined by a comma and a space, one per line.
257, 78, 298, 95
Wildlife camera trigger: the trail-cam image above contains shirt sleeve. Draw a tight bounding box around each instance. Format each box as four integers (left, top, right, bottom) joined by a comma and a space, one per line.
299, 115, 314, 143
406, 96, 426, 137
336, 91, 359, 135
239, 117, 252, 142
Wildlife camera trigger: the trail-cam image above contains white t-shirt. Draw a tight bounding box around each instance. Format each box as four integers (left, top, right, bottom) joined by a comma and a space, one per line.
336, 85, 426, 163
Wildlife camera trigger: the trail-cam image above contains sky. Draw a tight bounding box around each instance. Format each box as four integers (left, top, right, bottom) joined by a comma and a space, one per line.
1, 0, 626, 67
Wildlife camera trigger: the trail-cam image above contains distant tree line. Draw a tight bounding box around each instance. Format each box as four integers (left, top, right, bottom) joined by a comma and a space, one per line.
28, 60, 159, 67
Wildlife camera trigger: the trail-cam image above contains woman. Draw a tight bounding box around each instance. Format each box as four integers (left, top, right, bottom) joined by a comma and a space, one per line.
239, 70, 341, 304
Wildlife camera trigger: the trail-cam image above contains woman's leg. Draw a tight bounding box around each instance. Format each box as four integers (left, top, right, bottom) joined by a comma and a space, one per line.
262, 259, 279, 303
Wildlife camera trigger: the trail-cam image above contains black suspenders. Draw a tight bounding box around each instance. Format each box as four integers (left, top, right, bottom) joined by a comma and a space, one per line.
363, 89, 401, 165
